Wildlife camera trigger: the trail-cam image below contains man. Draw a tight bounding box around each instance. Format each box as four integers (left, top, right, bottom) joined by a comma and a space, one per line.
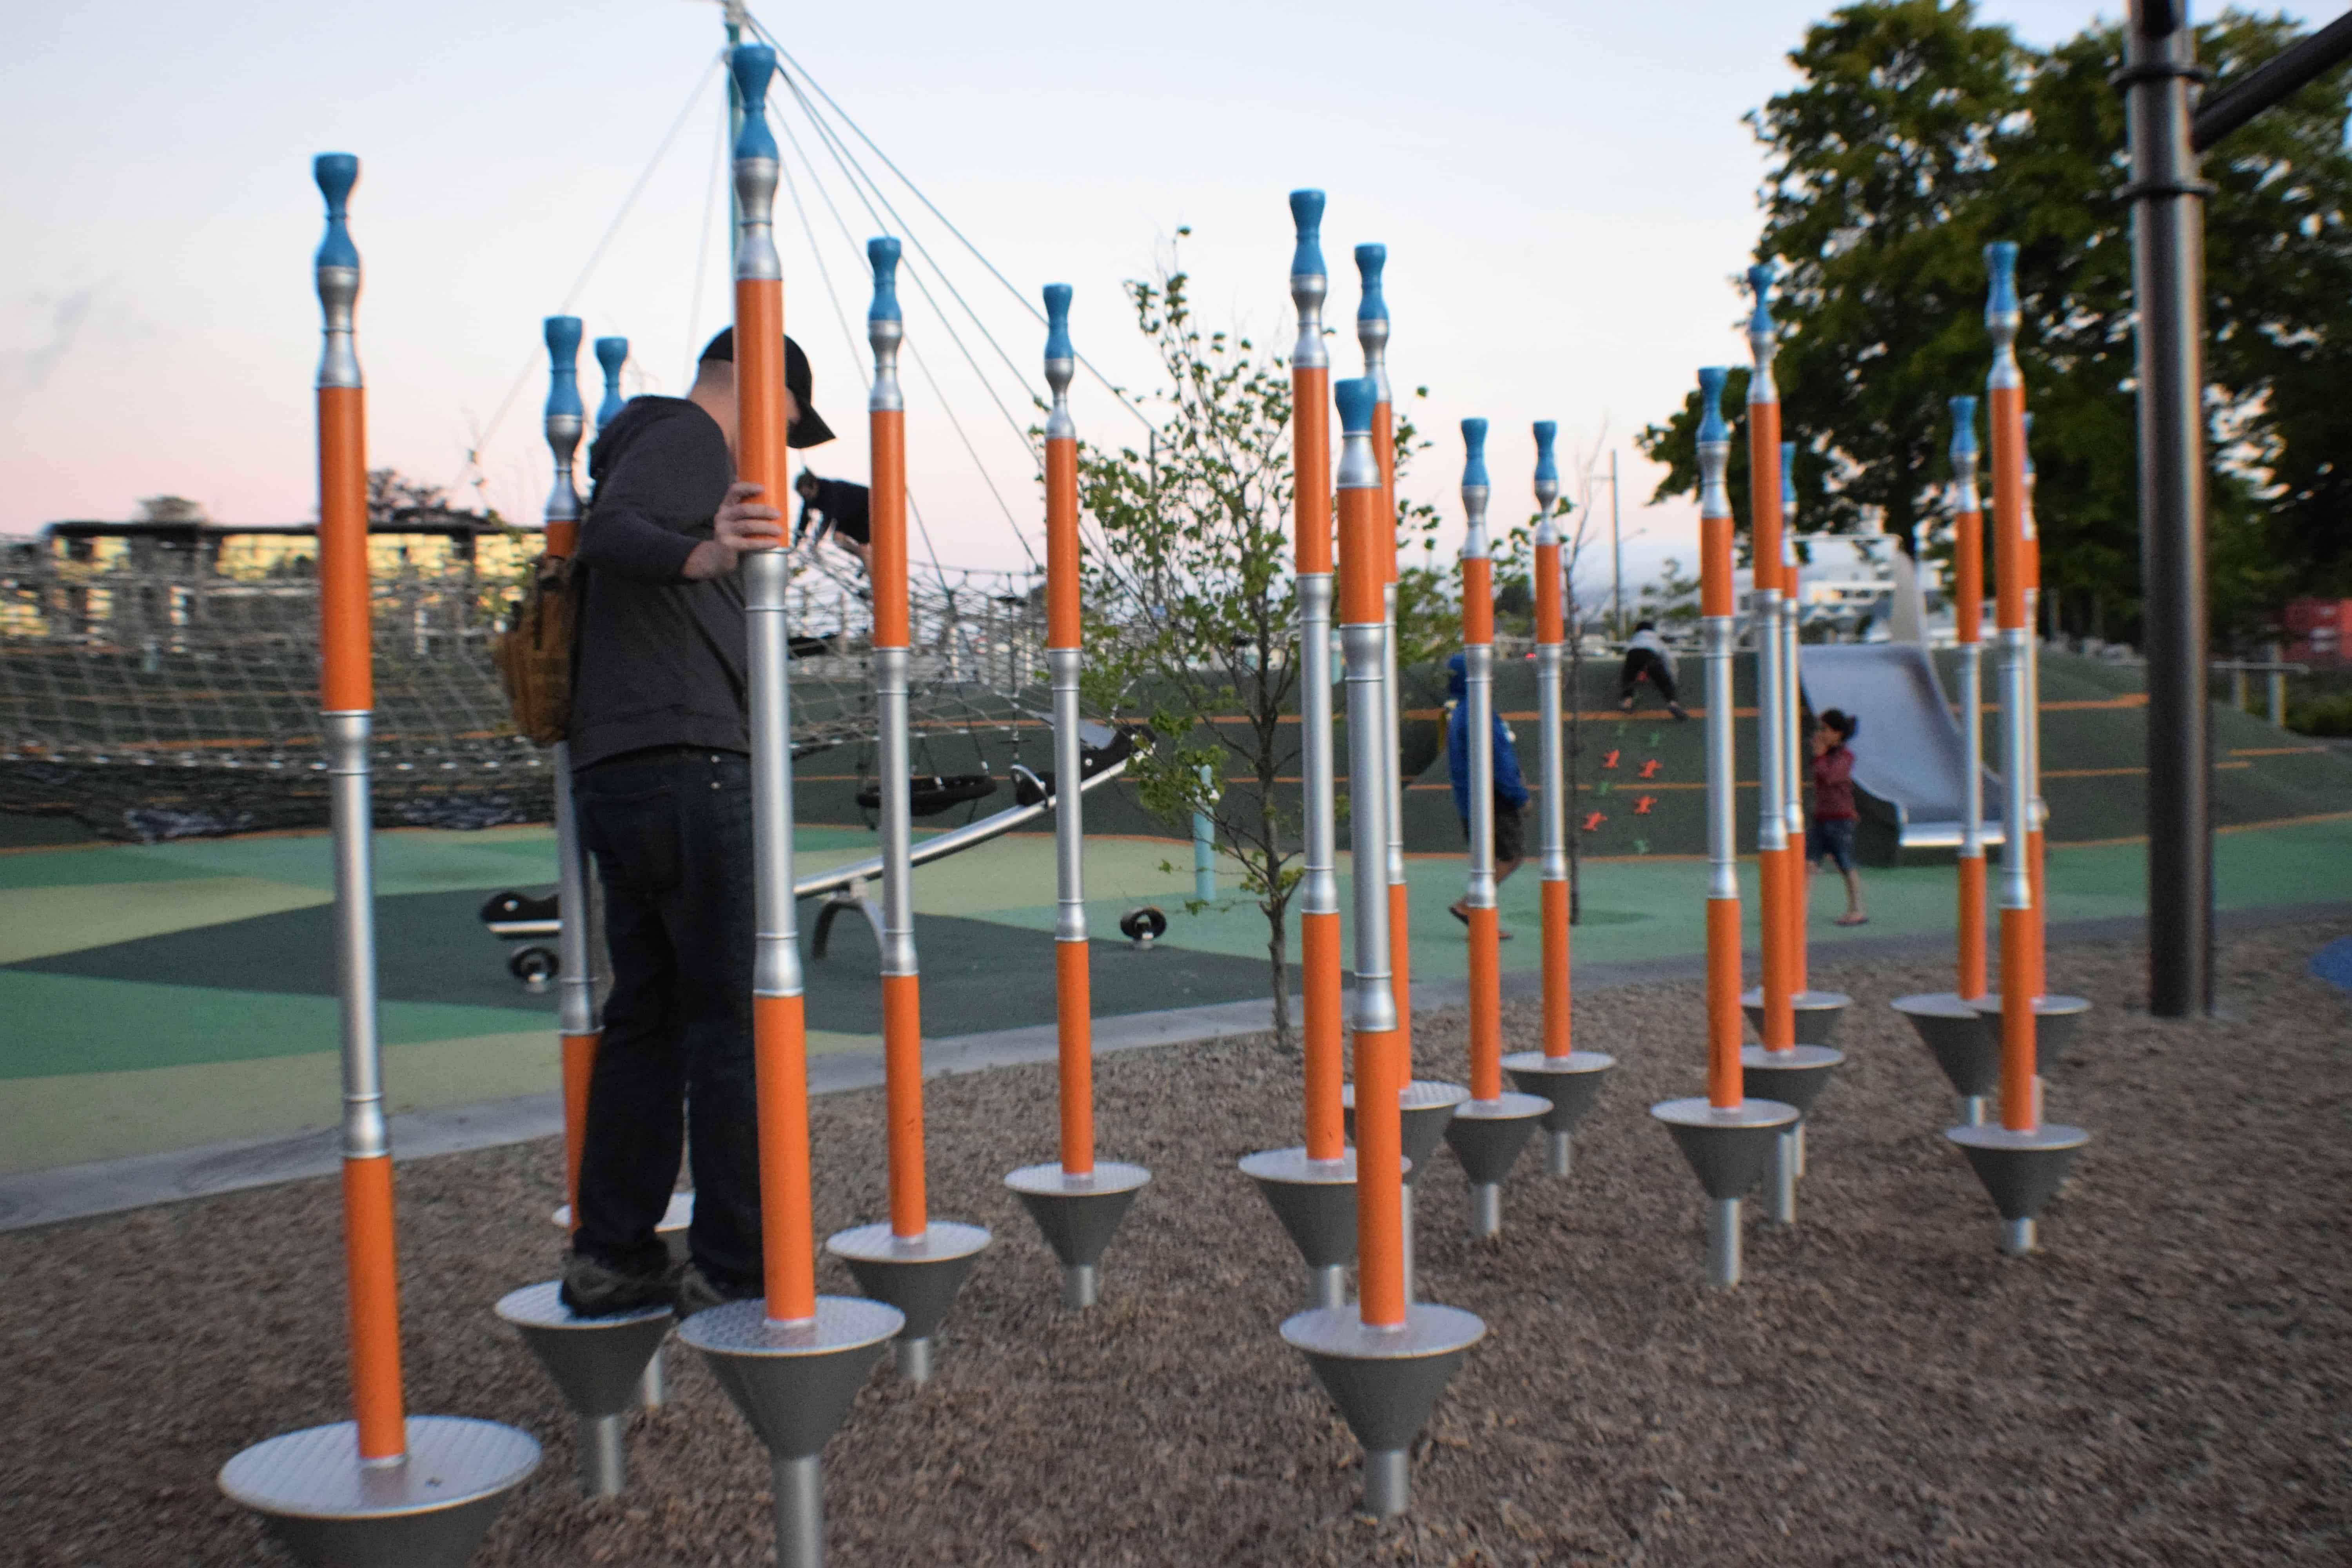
560, 327, 835, 1319
1443, 652, 1529, 935
1618, 619, 1688, 719
792, 468, 873, 572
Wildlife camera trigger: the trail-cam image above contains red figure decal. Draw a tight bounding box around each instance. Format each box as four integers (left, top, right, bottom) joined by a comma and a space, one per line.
1602, 749, 1621, 770
1633, 795, 1656, 815
1638, 757, 1662, 779
1581, 810, 1607, 832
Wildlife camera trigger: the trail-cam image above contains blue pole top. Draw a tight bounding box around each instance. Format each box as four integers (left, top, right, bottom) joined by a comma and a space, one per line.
1533, 421, 1559, 488
544, 316, 583, 420
1289, 190, 1327, 280
1354, 244, 1387, 323
730, 44, 778, 162
1042, 283, 1073, 363
313, 153, 359, 270
1984, 241, 2020, 319
1949, 394, 1979, 459
1696, 368, 1730, 443
1335, 376, 1376, 435
1782, 441, 1797, 509
1746, 261, 1777, 336
868, 237, 903, 323
1461, 418, 1490, 488
595, 337, 628, 430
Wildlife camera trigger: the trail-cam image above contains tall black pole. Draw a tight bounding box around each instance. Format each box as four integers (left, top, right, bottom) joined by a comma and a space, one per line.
2121, 0, 2214, 1016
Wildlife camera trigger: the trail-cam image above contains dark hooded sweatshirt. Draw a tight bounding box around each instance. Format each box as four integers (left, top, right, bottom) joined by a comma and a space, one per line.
570, 396, 747, 768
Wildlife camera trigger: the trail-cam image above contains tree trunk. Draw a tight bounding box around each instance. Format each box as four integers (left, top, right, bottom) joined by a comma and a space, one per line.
1265, 912, 1290, 1047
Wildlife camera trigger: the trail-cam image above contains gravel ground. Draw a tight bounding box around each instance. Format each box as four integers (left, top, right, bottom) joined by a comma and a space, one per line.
5, 918, 2350, 1566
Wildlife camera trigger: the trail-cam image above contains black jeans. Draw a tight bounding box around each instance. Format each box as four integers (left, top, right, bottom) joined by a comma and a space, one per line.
572, 747, 763, 1285
1619, 647, 1678, 705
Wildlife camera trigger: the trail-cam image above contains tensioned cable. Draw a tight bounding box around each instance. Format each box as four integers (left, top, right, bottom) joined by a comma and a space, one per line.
683, 101, 728, 390
457, 49, 728, 501
742, 11, 1153, 432
774, 107, 1038, 568
778, 79, 1045, 477
773, 145, 951, 576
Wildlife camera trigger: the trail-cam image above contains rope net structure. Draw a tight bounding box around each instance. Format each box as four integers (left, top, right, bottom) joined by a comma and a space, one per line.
0, 525, 1054, 842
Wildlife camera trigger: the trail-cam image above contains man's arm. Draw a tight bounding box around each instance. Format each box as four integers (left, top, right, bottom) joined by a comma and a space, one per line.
1493, 721, 1531, 807
577, 411, 726, 583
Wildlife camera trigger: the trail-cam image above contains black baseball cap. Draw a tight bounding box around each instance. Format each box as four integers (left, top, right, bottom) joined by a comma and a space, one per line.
699, 329, 836, 448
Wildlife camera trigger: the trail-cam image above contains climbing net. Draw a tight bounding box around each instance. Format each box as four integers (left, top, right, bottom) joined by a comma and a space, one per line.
0, 535, 1049, 841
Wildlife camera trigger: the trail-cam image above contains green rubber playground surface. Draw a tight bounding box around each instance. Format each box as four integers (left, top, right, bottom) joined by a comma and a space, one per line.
2, 651, 2346, 1176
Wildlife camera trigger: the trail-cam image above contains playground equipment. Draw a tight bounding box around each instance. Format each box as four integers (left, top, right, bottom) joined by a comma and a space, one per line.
1282, 375, 1483, 1519
1503, 421, 1617, 1175
823, 237, 992, 1383
1439, 418, 1550, 1238
1942, 243, 2088, 1256
1891, 397, 2022, 1122
492, 319, 673, 1503
1241, 190, 1362, 1314
1002, 282, 1151, 1310
594, 334, 628, 430
216, 153, 540, 1568
676, 49, 904, 1568
1340, 243, 1465, 1296
1650, 367, 1799, 1288
1735, 267, 1841, 1229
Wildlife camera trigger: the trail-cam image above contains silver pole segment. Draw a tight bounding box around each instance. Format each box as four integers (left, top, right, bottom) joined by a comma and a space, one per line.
749, 546, 800, 1002
1344, 619, 1395, 1031
1061, 1262, 1098, 1310
2000, 1217, 2037, 1257
1359, 314, 1407, 925
895, 1336, 933, 1383
1293, 249, 1339, 937
1462, 468, 1494, 914
1998, 628, 2033, 916
1707, 1198, 1742, 1288
328, 713, 387, 1161
1697, 423, 1738, 906
771, 1452, 824, 1568
581, 1412, 626, 1498
1780, 450, 1804, 860
1749, 287, 1786, 867
1768, 1130, 1796, 1225
1609, 451, 1624, 638
2123, 3, 2214, 1017
2023, 426, 2047, 854
871, 278, 916, 982
1045, 350, 1086, 951
1470, 1182, 1502, 1238
1545, 1131, 1572, 1177
545, 320, 597, 1045
1534, 471, 1566, 891
1363, 1447, 1410, 1517
1309, 1263, 1345, 1311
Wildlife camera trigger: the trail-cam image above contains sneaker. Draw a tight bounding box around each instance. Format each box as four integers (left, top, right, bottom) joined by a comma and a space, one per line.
560, 1250, 679, 1318
675, 1260, 762, 1321
1668, 703, 1690, 721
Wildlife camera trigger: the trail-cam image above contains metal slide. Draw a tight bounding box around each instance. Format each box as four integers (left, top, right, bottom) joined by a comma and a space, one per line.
1798, 643, 2003, 856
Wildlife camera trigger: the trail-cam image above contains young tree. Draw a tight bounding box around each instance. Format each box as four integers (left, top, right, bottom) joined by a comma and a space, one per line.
1636, 2, 2352, 642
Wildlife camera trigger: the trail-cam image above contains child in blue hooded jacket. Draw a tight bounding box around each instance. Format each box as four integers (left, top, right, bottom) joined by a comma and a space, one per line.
1444, 652, 1530, 935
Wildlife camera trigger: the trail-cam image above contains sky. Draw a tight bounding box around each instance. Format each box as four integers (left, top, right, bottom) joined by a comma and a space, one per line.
0, 0, 2123, 604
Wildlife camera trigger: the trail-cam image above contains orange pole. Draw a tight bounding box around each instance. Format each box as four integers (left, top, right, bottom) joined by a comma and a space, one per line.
1041, 285, 1094, 1178
1375, 395, 1412, 1063
1337, 375, 1404, 1328
1291, 217, 1344, 1162
1462, 535, 1501, 1103
1951, 399, 1989, 1001
733, 88, 819, 1315
1534, 532, 1572, 1060
312, 152, 406, 1460
1746, 269, 1795, 1056
1696, 369, 1744, 1111
1985, 243, 2038, 1131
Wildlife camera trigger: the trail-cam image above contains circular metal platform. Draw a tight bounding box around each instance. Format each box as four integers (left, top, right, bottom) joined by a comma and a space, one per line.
1966, 994, 2093, 1056
1343, 1080, 1469, 1185
679, 1293, 905, 1359
1002, 1160, 1152, 1202
1740, 987, 1853, 1046
1738, 1044, 1844, 1117
220, 1416, 540, 1567
824, 1219, 992, 1269
494, 1278, 670, 1333
1280, 1301, 1486, 1363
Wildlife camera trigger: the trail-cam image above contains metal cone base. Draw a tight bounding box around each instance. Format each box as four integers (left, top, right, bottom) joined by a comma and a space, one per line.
220, 1416, 540, 1568
495, 1283, 671, 1418
1739, 1045, 1844, 1117
1894, 994, 1998, 1099
1501, 1051, 1616, 1136
1651, 1098, 1799, 1199
1441, 1093, 1551, 1186
1741, 987, 1853, 1046
1282, 1303, 1485, 1517
1946, 1122, 2089, 1224
681, 1296, 902, 1461
1967, 994, 2092, 1056
1345, 1080, 1468, 1188
823, 1221, 990, 1345
1005, 1162, 1150, 1301
1240, 1147, 1362, 1271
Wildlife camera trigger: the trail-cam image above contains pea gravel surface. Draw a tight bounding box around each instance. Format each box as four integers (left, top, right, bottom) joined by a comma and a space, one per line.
4, 918, 2348, 1566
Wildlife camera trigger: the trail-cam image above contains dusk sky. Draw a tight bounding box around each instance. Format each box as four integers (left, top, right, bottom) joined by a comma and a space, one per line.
4, 0, 2118, 598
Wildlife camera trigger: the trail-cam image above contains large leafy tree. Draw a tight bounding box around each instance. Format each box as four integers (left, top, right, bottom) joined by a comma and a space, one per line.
1637, 2, 2352, 644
